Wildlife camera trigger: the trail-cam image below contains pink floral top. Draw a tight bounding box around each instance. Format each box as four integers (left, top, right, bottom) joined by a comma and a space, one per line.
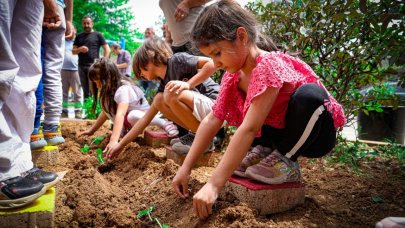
212, 52, 345, 130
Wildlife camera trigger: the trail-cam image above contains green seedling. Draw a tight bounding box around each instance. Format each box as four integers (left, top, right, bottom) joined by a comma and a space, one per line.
137, 206, 169, 228
80, 144, 89, 153
91, 136, 105, 145
372, 195, 384, 204
96, 148, 105, 164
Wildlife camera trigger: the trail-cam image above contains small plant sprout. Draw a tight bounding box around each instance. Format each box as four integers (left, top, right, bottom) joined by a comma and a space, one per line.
136, 206, 169, 228
80, 144, 89, 153
96, 148, 105, 165
91, 136, 105, 145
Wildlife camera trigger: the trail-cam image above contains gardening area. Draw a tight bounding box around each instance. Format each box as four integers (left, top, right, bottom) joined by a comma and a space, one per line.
47, 120, 404, 227
48, 0, 404, 227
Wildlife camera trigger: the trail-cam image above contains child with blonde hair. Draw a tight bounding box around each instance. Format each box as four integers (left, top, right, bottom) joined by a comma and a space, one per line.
172, 0, 346, 219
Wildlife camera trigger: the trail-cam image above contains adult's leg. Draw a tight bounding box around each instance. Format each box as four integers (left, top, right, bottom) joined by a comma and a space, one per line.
79, 65, 91, 99
61, 70, 70, 113
70, 70, 83, 112
42, 4, 65, 125
33, 78, 44, 128
0, 0, 43, 179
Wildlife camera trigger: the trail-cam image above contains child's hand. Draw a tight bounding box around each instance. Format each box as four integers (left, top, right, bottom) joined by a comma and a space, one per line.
165, 81, 190, 94
104, 141, 118, 154
104, 142, 124, 162
192, 182, 219, 219
172, 167, 191, 198
79, 129, 94, 137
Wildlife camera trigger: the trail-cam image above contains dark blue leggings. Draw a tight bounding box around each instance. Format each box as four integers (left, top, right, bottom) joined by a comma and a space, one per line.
253, 83, 337, 161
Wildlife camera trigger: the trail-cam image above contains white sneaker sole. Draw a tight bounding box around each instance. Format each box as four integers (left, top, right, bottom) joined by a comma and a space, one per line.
245, 169, 288, 185
0, 187, 46, 209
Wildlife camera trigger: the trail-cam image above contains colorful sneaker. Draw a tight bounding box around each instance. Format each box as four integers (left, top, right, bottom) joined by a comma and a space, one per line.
162, 121, 179, 137
30, 127, 47, 150
376, 217, 405, 228
172, 132, 214, 155
75, 110, 82, 119
43, 123, 65, 146
21, 167, 60, 189
245, 150, 301, 184
61, 110, 68, 118
234, 145, 273, 178
170, 132, 194, 146
0, 176, 46, 209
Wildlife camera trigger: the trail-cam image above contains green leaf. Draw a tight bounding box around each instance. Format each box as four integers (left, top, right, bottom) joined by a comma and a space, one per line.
92, 136, 105, 145
372, 195, 384, 204
96, 148, 103, 155
136, 209, 149, 218
80, 144, 89, 153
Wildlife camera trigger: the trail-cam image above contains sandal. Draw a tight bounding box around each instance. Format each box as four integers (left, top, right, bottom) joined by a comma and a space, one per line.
163, 121, 179, 137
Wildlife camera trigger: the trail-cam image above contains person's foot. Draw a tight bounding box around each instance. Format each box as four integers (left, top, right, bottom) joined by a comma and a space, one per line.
213, 127, 226, 149
74, 110, 82, 119
234, 145, 273, 178
43, 122, 65, 146
245, 150, 301, 184
376, 217, 405, 228
170, 132, 195, 146
0, 176, 46, 209
21, 167, 60, 189
172, 132, 214, 155
162, 121, 179, 137
61, 110, 68, 118
30, 127, 47, 150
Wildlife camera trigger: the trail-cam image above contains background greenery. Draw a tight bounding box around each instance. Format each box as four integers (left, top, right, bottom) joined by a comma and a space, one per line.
72, 0, 144, 55
247, 0, 404, 123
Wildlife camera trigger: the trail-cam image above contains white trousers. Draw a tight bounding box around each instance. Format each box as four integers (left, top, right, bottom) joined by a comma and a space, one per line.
0, 0, 43, 180
42, 3, 66, 124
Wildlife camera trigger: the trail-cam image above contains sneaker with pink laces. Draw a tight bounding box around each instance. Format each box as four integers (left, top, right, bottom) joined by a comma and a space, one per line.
233, 145, 272, 178
162, 121, 179, 137
245, 150, 301, 184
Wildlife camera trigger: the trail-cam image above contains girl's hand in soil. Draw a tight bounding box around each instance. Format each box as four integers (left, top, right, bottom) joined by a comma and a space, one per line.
104, 142, 124, 162
172, 166, 191, 198
104, 141, 118, 155
193, 182, 219, 219
79, 129, 94, 137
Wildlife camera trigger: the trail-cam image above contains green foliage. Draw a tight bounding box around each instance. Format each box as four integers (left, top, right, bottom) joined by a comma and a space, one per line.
375, 141, 405, 170
360, 82, 401, 115
73, 0, 143, 54
96, 148, 105, 164
83, 97, 102, 120
91, 136, 105, 145
246, 0, 404, 123
80, 144, 90, 153
136, 206, 169, 228
327, 136, 405, 175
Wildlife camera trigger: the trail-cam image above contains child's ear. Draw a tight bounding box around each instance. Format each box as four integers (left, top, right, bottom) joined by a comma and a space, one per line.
236, 27, 248, 45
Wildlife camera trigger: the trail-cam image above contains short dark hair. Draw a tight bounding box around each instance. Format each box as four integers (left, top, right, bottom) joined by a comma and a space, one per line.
111, 43, 121, 50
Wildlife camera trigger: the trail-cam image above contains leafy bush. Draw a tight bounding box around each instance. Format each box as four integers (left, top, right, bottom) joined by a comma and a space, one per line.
246, 0, 404, 123
82, 97, 102, 120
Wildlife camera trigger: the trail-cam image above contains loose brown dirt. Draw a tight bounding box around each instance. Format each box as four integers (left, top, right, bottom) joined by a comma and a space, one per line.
43, 120, 405, 227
